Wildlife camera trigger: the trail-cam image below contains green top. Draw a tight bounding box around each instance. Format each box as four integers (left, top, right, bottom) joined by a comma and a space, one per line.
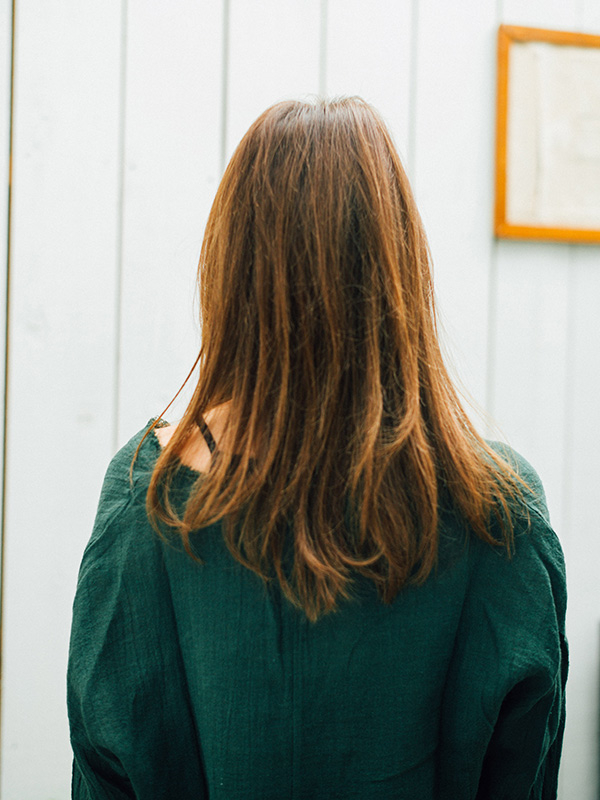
67, 419, 568, 799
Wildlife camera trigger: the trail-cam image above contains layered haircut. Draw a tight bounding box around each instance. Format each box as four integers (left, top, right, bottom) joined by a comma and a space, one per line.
140, 96, 526, 624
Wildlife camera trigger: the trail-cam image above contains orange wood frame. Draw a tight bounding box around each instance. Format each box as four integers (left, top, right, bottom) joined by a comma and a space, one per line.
494, 24, 600, 244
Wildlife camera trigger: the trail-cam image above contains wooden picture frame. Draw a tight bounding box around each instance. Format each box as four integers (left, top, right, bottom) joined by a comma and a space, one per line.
495, 25, 600, 244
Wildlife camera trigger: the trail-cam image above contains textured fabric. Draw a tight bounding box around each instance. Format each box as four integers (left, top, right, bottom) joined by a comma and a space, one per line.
67, 419, 568, 799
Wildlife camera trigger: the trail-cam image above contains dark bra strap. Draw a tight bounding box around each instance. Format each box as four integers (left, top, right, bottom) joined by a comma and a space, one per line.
197, 416, 218, 454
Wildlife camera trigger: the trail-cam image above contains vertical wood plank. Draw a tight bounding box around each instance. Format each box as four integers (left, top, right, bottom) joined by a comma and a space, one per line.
561, 248, 600, 800
493, 2, 589, 798
117, 0, 224, 444
226, 0, 321, 163
0, 0, 11, 657
490, 239, 570, 526
0, 3, 122, 797
411, 0, 498, 419
325, 0, 413, 165
561, 5, 600, 799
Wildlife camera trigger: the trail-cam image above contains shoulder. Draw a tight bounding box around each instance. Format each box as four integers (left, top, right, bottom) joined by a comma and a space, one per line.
473, 440, 567, 626
106, 417, 162, 482
97, 419, 161, 510
485, 439, 550, 525
77, 421, 162, 575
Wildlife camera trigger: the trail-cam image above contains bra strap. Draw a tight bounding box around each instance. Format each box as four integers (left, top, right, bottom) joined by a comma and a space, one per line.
197, 416, 218, 454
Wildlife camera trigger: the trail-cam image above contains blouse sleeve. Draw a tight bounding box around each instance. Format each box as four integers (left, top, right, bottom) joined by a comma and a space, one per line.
68, 497, 141, 800
67, 441, 207, 799
438, 446, 569, 800
475, 630, 568, 799
70, 746, 135, 800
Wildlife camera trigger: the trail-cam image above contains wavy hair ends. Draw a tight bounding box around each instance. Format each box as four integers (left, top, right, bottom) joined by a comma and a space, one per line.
142, 96, 527, 624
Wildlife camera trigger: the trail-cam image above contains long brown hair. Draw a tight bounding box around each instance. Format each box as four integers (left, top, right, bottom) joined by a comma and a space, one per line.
140, 96, 526, 624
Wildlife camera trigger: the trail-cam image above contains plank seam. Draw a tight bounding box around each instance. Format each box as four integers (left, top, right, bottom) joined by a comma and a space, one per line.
0, 0, 16, 785
220, 0, 230, 174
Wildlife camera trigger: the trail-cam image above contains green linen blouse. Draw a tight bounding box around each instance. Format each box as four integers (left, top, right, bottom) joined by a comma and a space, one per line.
67, 419, 568, 799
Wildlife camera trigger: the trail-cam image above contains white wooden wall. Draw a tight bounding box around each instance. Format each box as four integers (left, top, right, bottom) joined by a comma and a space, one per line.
1, 1, 599, 797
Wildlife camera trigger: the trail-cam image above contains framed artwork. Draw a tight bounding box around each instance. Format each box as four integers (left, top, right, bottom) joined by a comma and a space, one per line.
495, 25, 600, 244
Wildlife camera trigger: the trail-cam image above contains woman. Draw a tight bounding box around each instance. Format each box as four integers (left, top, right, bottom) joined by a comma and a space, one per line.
67, 97, 568, 799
